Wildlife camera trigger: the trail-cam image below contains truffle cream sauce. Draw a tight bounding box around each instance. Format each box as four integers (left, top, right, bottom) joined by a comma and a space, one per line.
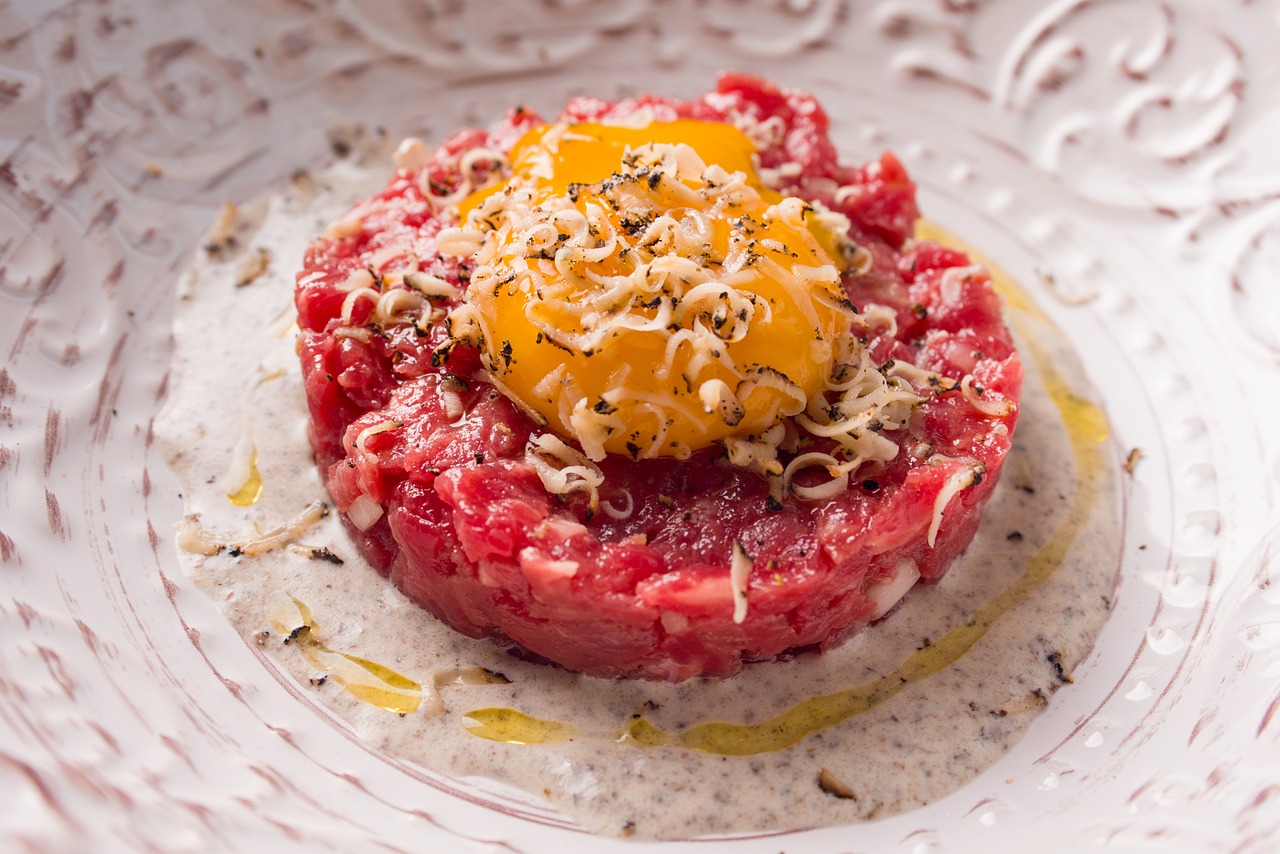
155, 150, 1121, 840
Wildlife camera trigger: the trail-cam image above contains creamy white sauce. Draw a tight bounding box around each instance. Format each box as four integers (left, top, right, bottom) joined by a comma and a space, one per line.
154, 150, 1120, 840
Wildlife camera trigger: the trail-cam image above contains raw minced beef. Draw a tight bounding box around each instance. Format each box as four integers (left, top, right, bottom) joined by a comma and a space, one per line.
294, 74, 1021, 681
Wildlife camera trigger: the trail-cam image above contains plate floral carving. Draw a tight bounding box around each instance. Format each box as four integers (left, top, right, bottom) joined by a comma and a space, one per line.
1, 0, 1277, 850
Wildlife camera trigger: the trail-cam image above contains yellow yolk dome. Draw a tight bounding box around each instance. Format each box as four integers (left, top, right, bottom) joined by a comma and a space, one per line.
445, 119, 857, 461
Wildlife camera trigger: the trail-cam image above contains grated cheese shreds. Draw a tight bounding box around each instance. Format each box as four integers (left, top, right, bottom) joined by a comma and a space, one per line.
403, 271, 463, 302
781, 451, 854, 502
961, 375, 1015, 417
927, 461, 986, 547
360, 120, 1003, 521
374, 288, 423, 325
353, 420, 402, 464
441, 133, 856, 463
525, 433, 607, 515
722, 423, 787, 477
177, 501, 329, 557
340, 286, 380, 324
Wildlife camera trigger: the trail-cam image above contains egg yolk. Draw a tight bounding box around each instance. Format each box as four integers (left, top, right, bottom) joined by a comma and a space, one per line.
451, 119, 855, 460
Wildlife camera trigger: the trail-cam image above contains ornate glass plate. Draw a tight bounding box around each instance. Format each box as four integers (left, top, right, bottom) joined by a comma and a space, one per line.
2, 1, 1277, 850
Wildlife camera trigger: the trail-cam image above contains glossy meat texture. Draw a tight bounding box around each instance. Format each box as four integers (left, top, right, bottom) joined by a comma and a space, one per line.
295, 74, 1022, 680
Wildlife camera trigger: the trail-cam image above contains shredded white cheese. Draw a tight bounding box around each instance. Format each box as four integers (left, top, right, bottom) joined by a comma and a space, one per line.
927, 460, 986, 547
524, 433, 607, 515
404, 271, 463, 302
441, 134, 856, 464
961, 374, 1014, 417
176, 501, 329, 557
353, 420, 401, 464
389, 122, 1007, 509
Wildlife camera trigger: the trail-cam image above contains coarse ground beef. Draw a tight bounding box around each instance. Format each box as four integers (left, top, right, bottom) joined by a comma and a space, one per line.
295, 73, 1022, 681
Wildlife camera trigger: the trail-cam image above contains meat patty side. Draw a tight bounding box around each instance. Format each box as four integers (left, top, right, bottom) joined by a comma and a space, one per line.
295, 74, 1022, 680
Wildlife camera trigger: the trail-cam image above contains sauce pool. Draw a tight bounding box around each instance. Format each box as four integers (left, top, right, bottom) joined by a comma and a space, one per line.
155, 153, 1121, 839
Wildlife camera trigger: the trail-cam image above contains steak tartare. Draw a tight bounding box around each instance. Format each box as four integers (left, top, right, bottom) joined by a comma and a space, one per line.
294, 74, 1022, 681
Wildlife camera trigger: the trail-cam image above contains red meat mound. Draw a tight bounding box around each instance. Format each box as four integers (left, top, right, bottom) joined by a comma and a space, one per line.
295, 74, 1022, 681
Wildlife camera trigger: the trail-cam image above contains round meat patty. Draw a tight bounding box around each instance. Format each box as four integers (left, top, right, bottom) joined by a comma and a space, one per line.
295, 74, 1022, 681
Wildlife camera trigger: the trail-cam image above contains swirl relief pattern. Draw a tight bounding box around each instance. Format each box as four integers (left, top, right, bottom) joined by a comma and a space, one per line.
0, 0, 1277, 850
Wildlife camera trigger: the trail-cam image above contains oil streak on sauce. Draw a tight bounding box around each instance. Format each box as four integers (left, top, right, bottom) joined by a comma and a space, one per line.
265, 591, 425, 715
156, 157, 1122, 840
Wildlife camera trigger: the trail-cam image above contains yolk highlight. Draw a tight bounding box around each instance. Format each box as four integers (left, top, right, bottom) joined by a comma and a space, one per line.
455, 119, 853, 459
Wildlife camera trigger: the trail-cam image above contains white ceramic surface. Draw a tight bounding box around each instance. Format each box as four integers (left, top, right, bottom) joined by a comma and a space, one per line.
2, 1, 1278, 851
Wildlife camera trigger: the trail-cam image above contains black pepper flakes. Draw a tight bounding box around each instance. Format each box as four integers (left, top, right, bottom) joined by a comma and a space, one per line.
1046, 651, 1073, 684
308, 547, 344, 565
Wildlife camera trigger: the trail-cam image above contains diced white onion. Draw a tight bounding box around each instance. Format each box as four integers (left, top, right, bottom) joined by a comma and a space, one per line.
730, 540, 753, 625
347, 494, 384, 531
868, 558, 921, 619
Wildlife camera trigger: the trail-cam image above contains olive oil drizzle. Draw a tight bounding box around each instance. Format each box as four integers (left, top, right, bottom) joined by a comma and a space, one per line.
463, 707, 578, 744
462, 226, 1110, 755
265, 591, 425, 714
227, 369, 288, 508
226, 446, 264, 506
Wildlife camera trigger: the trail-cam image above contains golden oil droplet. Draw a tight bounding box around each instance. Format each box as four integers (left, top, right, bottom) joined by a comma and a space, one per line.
227, 446, 264, 506
463, 708, 577, 745
616, 716, 674, 748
